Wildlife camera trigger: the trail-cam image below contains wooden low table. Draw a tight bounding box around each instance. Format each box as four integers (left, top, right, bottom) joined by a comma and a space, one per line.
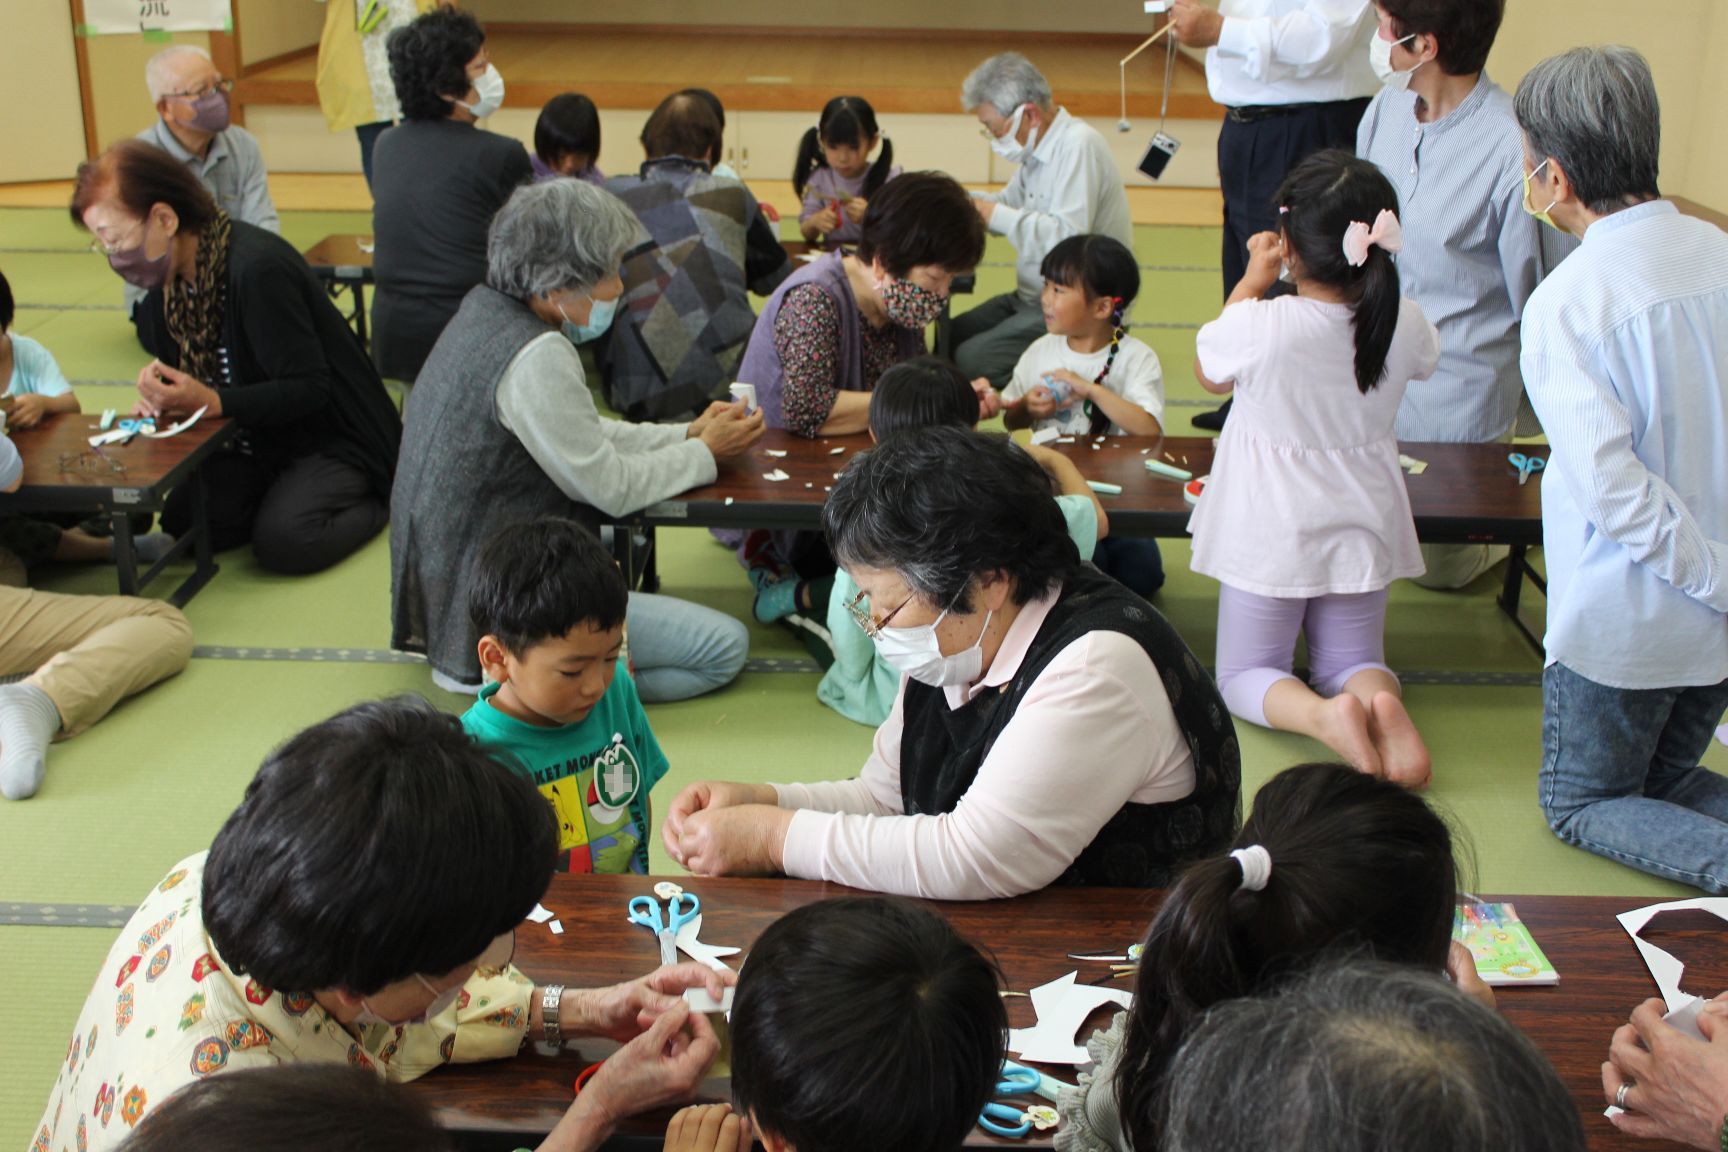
624, 430, 1549, 649
301, 234, 375, 349
1, 413, 237, 604
406, 874, 1719, 1152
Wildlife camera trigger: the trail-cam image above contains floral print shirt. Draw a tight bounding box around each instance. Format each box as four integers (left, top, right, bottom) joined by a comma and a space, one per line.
30, 853, 534, 1152
772, 284, 914, 438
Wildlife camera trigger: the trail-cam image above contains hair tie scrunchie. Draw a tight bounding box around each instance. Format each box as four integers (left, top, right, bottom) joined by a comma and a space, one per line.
1342, 208, 1403, 267
1230, 845, 1273, 892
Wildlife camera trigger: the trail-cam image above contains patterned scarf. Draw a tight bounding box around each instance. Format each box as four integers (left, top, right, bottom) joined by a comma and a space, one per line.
164, 210, 232, 387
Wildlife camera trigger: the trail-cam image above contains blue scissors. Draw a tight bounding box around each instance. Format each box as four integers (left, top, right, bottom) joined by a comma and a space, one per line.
627, 892, 700, 965
978, 1062, 1059, 1138
1508, 452, 1546, 485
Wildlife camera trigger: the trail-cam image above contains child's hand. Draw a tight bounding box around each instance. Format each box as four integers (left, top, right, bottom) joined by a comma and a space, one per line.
843, 197, 867, 225
666, 1104, 751, 1152
6, 393, 48, 429
579, 1004, 719, 1133
806, 205, 840, 236
1243, 231, 1283, 293
1446, 941, 1496, 1010
1047, 369, 1091, 406
971, 377, 1001, 421
759, 202, 780, 223
1024, 384, 1058, 420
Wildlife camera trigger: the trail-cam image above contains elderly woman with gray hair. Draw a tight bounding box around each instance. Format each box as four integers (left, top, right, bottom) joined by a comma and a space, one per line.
390, 179, 763, 701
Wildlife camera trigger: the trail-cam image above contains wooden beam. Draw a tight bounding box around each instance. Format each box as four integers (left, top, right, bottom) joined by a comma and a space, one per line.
209, 1, 244, 127
66, 0, 101, 160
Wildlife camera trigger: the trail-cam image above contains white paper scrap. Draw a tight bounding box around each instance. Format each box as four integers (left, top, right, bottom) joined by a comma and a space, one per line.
1056, 436, 1076, 444
764, 469, 791, 482
1006, 972, 1133, 1065
1030, 427, 1061, 446
724, 497, 735, 506
548, 920, 564, 935
683, 986, 736, 1014
764, 449, 787, 458
527, 904, 555, 924
1615, 897, 1728, 1012
674, 913, 742, 972
829, 447, 845, 455
142, 405, 208, 439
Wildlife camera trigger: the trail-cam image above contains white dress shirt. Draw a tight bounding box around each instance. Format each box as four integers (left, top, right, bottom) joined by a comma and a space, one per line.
981, 109, 1136, 303
1521, 201, 1728, 689
1206, 0, 1379, 108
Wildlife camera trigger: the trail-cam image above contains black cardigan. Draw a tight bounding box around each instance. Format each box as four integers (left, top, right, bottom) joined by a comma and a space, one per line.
137, 221, 402, 498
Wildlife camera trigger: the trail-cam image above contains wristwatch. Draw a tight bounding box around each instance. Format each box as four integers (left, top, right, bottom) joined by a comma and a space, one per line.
541, 984, 564, 1047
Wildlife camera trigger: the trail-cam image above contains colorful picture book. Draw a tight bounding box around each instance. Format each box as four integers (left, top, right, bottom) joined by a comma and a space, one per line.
1454, 901, 1559, 986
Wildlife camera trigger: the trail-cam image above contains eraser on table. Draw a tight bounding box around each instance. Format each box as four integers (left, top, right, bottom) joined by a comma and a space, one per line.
1087, 481, 1123, 495
1145, 459, 1193, 481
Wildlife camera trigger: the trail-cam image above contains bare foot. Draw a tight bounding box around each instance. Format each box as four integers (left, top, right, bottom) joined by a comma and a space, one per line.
1313, 694, 1382, 777
1370, 691, 1432, 789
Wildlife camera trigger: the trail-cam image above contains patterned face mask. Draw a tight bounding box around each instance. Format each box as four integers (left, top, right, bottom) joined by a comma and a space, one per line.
879, 277, 948, 330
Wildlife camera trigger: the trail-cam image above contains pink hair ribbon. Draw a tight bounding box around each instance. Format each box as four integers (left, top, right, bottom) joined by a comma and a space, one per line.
1342, 209, 1403, 267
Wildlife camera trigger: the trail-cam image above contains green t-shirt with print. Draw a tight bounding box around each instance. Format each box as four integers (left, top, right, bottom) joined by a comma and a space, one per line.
461, 672, 669, 874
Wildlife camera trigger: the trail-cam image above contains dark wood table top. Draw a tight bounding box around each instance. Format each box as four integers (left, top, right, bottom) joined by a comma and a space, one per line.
1, 412, 237, 513
302, 233, 375, 281
632, 430, 1544, 545
407, 875, 1716, 1152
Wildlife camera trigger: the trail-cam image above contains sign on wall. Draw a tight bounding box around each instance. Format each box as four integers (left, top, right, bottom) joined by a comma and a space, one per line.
80, 0, 233, 34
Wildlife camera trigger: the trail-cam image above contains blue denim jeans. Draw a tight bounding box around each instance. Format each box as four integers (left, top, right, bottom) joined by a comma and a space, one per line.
626, 592, 748, 704
1539, 662, 1728, 893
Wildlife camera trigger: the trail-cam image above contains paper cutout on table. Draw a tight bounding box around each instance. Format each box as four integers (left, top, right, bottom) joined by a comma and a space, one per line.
829, 446, 845, 455
1616, 897, 1728, 1012
724, 497, 735, 506
1398, 454, 1428, 476
674, 913, 742, 972
764, 469, 790, 482
1056, 436, 1076, 443
549, 920, 564, 935
1006, 972, 1133, 1064
1453, 902, 1558, 985
804, 482, 814, 489
142, 405, 208, 439
527, 903, 556, 924
764, 449, 787, 457
357, 239, 375, 254
1030, 427, 1061, 446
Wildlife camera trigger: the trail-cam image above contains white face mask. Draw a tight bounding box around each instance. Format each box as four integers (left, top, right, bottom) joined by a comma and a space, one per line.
354, 976, 461, 1029
870, 600, 994, 688
459, 63, 506, 119
1369, 32, 1422, 92
988, 104, 1039, 165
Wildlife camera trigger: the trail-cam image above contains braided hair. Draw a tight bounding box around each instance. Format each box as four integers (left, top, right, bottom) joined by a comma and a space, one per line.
1039, 234, 1139, 434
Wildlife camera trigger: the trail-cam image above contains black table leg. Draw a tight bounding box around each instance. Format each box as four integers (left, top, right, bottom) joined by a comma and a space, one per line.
1497, 544, 1545, 656
111, 508, 138, 596
353, 282, 369, 349
167, 464, 220, 607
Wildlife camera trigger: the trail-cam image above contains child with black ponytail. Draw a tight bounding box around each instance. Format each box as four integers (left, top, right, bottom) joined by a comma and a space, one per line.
1053, 761, 1489, 1152
793, 96, 900, 245
1187, 149, 1441, 787
1002, 233, 1166, 596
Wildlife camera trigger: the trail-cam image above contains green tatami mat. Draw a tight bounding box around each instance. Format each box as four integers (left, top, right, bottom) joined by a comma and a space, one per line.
0, 928, 120, 1152
0, 208, 97, 252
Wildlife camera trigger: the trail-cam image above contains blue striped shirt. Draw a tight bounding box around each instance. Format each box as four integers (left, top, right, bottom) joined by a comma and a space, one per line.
1521, 200, 1728, 688
1358, 74, 1574, 443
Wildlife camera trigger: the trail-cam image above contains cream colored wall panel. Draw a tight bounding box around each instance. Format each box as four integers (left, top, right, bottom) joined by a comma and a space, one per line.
246, 105, 362, 172
0, 3, 86, 181
236, 0, 323, 66
876, 114, 993, 183
462, 0, 1148, 33
86, 32, 211, 150
1084, 116, 1221, 190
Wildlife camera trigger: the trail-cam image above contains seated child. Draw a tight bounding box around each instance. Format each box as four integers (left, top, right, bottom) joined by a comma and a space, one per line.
531, 92, 604, 185
1, 267, 78, 429
664, 897, 1007, 1152
793, 96, 900, 246
1000, 234, 1165, 598
461, 517, 668, 874
1055, 761, 1490, 1152
812, 355, 1109, 725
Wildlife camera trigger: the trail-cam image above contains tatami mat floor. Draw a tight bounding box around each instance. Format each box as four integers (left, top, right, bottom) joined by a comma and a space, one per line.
0, 192, 1719, 1150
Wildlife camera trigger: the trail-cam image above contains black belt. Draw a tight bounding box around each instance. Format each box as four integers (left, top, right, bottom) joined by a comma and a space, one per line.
1225, 100, 1358, 124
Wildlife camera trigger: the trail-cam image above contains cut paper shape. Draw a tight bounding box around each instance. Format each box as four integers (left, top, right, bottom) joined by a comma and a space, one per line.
1603, 897, 1728, 1117
527, 904, 555, 924
1398, 454, 1429, 476
829, 447, 845, 455
674, 913, 742, 972
683, 986, 734, 1014
764, 469, 790, 482
549, 920, 564, 935
724, 497, 735, 506
1006, 972, 1132, 1065
764, 449, 787, 458
1030, 427, 1061, 446
142, 405, 208, 439
804, 482, 814, 489
1056, 436, 1076, 444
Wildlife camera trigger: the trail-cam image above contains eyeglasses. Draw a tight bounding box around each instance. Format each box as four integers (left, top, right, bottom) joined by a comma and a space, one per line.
164, 78, 233, 100
844, 590, 914, 638
88, 219, 145, 257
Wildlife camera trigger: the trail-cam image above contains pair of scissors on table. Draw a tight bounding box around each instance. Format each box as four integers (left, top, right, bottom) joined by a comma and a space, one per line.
979, 1061, 1061, 1138
627, 891, 701, 965
1508, 452, 1546, 485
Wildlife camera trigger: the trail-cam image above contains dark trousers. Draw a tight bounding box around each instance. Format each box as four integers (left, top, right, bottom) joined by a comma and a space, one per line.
1094, 536, 1166, 600
161, 448, 387, 575
1217, 98, 1370, 297
356, 121, 391, 190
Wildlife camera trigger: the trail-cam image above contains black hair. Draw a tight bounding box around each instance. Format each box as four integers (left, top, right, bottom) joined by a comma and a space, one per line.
386, 7, 486, 122
534, 92, 602, 172
731, 898, 1006, 1152
641, 92, 722, 165
792, 95, 895, 201
71, 139, 217, 234
1379, 0, 1505, 76
855, 171, 986, 278
680, 87, 726, 133
824, 425, 1079, 613
117, 1066, 457, 1152
202, 697, 557, 995
0, 267, 12, 332
868, 356, 979, 439
1040, 234, 1140, 431
1275, 150, 1402, 394
468, 517, 627, 654
1160, 962, 1586, 1152
1116, 761, 1460, 1152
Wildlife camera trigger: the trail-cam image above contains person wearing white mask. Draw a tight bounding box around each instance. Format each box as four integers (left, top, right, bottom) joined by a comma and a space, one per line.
1356, 0, 1575, 590
131, 44, 278, 348
369, 7, 531, 383
1170, 0, 1378, 432
661, 426, 1241, 900
956, 53, 1135, 390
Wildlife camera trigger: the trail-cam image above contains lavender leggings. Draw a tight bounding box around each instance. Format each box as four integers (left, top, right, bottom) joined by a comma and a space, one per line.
1214, 584, 1396, 726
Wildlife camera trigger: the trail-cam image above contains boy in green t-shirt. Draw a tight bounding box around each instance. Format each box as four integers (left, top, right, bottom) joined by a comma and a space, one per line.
461, 518, 669, 874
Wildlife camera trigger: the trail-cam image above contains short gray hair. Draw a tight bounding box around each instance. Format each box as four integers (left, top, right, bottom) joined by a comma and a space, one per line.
1514, 46, 1661, 214
1161, 962, 1586, 1152
145, 44, 212, 102
961, 52, 1053, 117
485, 180, 642, 301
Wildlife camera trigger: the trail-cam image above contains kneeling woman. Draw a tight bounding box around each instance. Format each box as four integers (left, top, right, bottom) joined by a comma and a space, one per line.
73, 141, 400, 574
664, 427, 1242, 898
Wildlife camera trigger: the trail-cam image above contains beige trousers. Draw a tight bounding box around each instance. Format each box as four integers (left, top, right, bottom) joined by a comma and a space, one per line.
0, 584, 193, 737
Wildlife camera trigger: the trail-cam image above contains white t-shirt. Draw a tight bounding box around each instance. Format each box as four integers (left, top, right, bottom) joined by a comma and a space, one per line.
1003, 333, 1164, 437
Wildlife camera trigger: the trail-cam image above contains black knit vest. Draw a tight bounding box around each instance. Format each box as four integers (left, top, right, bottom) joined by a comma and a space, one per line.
898, 566, 1242, 887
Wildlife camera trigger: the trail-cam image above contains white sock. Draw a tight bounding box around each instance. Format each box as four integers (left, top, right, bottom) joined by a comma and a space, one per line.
126, 533, 178, 564
430, 668, 482, 695
0, 683, 62, 800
